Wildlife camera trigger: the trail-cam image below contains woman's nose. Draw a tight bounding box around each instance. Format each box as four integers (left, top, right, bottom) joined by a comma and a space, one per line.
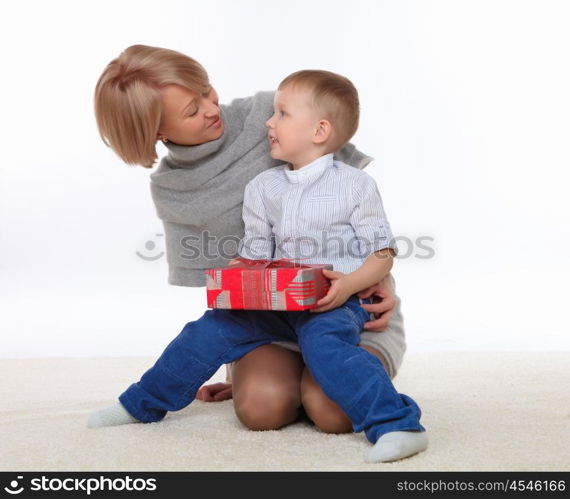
204, 98, 219, 116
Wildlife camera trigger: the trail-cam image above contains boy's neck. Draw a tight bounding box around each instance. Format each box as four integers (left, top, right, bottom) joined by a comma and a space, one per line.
287, 149, 334, 171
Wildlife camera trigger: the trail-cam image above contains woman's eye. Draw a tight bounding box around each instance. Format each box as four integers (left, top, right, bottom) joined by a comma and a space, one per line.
188, 108, 199, 117
204, 88, 218, 105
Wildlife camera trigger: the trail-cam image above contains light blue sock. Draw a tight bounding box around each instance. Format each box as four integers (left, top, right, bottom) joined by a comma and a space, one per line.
87, 402, 139, 428
366, 431, 428, 463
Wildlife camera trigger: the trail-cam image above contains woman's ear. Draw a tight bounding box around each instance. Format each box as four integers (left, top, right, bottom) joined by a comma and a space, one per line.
313, 119, 332, 145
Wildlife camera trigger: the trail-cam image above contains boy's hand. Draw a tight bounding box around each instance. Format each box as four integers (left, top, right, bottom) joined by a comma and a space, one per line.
357, 274, 396, 331
310, 269, 354, 313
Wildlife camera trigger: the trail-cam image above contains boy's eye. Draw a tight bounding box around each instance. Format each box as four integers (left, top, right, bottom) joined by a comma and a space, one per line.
280, 110, 286, 117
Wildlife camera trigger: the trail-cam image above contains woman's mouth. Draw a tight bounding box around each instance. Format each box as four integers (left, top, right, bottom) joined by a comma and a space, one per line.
208, 116, 222, 129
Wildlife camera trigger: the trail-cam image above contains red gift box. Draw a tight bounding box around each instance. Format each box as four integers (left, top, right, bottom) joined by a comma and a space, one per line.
205, 258, 332, 311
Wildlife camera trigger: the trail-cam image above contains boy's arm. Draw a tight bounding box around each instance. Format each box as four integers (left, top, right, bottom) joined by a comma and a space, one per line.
312, 174, 397, 312
345, 174, 397, 292
344, 248, 394, 295
237, 180, 275, 260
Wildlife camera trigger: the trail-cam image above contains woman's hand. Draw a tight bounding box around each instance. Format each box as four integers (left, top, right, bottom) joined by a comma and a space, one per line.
310, 269, 354, 313
357, 274, 396, 331
195, 382, 233, 402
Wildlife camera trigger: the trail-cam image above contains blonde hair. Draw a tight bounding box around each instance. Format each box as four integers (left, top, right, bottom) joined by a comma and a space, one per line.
278, 70, 360, 151
94, 45, 211, 168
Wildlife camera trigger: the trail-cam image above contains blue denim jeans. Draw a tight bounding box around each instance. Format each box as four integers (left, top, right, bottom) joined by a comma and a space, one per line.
119, 295, 425, 443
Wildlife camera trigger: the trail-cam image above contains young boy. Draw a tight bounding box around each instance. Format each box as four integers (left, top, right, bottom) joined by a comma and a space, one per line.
88, 70, 427, 463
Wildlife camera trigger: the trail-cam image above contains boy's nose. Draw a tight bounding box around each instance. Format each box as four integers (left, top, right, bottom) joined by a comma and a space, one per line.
266, 118, 273, 129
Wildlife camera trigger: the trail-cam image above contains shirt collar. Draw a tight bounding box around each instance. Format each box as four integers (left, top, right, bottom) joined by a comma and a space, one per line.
283, 153, 335, 184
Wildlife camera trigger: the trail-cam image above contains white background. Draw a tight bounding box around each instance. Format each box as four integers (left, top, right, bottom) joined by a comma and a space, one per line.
1, 0, 569, 358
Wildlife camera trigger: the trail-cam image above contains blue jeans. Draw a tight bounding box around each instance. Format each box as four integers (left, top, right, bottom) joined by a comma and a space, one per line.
119, 295, 425, 443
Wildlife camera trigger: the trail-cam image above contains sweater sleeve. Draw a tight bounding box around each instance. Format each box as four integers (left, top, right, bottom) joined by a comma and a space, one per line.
334, 141, 374, 170
225, 90, 276, 129
238, 179, 275, 260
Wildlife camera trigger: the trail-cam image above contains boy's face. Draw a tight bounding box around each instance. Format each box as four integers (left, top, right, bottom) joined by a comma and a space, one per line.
266, 86, 322, 167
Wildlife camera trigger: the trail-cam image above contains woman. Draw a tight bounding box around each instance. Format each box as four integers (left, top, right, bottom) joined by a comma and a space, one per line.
94, 44, 406, 434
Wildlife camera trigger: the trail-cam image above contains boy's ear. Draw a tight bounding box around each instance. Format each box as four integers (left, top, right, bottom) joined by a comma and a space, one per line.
313, 119, 332, 145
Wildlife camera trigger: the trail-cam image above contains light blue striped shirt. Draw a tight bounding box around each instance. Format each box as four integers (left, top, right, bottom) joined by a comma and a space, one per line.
237, 153, 396, 274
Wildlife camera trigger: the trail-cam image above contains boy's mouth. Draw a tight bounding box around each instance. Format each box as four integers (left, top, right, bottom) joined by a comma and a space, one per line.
268, 135, 279, 147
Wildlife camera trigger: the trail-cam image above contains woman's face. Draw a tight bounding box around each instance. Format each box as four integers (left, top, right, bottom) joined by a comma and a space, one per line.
157, 84, 224, 146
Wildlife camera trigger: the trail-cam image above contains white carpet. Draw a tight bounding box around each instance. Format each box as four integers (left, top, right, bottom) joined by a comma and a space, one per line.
1, 352, 568, 471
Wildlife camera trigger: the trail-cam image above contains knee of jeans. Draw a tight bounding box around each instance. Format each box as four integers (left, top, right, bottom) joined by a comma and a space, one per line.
234, 380, 300, 431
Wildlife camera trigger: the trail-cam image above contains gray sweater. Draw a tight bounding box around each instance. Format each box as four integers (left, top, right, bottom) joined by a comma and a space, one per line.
150, 91, 373, 287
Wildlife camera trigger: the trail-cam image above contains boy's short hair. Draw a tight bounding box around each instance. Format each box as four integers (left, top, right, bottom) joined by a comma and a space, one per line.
278, 70, 360, 151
